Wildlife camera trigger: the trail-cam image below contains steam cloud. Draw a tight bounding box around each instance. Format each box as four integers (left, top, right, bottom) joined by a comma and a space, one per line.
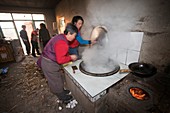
82, 31, 132, 73
81, 0, 146, 74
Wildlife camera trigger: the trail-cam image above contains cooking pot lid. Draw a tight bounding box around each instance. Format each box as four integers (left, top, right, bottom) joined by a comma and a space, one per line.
90, 26, 107, 42
128, 62, 157, 77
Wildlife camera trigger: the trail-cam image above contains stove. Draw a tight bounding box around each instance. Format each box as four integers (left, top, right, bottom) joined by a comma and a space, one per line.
106, 71, 170, 113
63, 59, 128, 102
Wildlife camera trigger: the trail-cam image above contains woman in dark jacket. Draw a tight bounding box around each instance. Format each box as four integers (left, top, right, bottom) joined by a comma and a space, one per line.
39, 23, 51, 48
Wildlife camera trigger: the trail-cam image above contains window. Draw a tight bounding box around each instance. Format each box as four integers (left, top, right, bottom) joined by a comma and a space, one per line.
12, 13, 32, 20
58, 17, 65, 33
0, 13, 12, 20
32, 14, 45, 20
0, 22, 18, 40
0, 13, 46, 55
0, 13, 45, 40
34, 21, 45, 29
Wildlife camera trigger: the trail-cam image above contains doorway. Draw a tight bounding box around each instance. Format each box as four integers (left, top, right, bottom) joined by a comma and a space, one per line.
0, 13, 45, 55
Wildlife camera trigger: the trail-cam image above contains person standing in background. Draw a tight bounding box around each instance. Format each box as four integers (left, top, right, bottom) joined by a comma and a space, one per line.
39, 23, 51, 49
20, 25, 30, 55
31, 28, 41, 57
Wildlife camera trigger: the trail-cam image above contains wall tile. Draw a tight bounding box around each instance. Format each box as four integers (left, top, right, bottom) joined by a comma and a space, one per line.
117, 48, 127, 64
128, 32, 143, 51
126, 50, 140, 65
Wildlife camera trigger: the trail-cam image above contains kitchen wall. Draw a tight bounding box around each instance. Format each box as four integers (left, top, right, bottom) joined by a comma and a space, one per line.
55, 0, 170, 72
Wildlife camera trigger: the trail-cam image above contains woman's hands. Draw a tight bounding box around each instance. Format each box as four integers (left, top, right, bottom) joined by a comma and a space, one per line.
70, 55, 78, 61
89, 39, 97, 48
91, 40, 97, 45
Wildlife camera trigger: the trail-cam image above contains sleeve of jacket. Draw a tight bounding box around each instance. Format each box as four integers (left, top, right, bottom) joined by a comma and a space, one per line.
39, 29, 42, 41
54, 40, 72, 64
76, 32, 91, 45
20, 31, 23, 38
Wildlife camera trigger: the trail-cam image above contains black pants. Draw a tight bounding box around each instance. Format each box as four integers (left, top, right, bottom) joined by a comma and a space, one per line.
31, 41, 40, 56
42, 40, 50, 48
23, 40, 30, 55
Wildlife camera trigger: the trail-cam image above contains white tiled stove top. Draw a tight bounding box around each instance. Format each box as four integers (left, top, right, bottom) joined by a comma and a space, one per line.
64, 60, 128, 102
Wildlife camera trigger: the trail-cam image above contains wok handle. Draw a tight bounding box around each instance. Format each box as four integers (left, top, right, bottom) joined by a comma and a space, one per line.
119, 69, 131, 74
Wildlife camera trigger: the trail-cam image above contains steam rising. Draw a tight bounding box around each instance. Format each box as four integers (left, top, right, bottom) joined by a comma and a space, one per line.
82, 27, 117, 73
82, 27, 132, 74
81, 0, 145, 74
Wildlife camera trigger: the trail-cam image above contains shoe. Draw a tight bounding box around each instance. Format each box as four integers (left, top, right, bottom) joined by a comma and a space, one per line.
63, 89, 71, 95
32, 54, 36, 57
56, 93, 73, 101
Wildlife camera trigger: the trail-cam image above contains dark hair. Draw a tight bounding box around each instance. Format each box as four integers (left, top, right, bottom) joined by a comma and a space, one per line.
40, 23, 46, 29
22, 25, 26, 28
71, 16, 84, 25
64, 23, 78, 35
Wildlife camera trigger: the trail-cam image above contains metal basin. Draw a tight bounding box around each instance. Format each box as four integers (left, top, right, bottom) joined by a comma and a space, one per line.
79, 61, 120, 77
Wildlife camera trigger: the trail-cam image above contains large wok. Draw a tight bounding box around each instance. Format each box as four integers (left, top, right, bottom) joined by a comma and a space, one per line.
128, 62, 157, 77
79, 61, 120, 77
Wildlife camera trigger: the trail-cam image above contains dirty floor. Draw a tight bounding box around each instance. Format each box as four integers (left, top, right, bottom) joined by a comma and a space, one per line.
0, 56, 85, 113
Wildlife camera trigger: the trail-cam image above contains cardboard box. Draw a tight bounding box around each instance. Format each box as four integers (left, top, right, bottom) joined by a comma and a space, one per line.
0, 44, 15, 63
